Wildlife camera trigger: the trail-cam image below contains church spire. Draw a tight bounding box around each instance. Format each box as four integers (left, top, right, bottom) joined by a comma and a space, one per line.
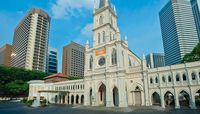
99, 0, 111, 8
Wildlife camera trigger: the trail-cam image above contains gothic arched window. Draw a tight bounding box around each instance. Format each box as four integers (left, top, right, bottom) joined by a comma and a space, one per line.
99, 15, 103, 25
192, 72, 196, 80
176, 74, 180, 82
112, 49, 117, 65
129, 57, 132, 67
155, 77, 158, 83
103, 31, 106, 42
182, 73, 187, 81
162, 76, 165, 83
150, 78, 153, 84
110, 32, 112, 41
98, 33, 101, 44
89, 56, 93, 70
168, 75, 172, 82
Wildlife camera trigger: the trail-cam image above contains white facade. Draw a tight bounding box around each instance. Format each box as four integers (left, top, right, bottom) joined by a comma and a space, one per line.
28, 0, 200, 109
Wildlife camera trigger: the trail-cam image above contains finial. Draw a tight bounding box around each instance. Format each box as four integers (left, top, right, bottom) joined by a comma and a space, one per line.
125, 36, 127, 41
86, 40, 89, 45
94, 0, 96, 9
114, 5, 116, 12
143, 54, 146, 60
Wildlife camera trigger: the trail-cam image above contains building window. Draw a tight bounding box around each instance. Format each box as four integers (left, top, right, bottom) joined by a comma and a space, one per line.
103, 31, 106, 42
99, 15, 103, 25
98, 33, 101, 44
112, 49, 117, 65
110, 32, 112, 41
182, 74, 187, 81
192, 72, 196, 80
150, 78, 153, 84
168, 76, 172, 82
89, 56, 93, 70
155, 77, 158, 83
176, 74, 180, 82
162, 76, 165, 83
129, 57, 132, 67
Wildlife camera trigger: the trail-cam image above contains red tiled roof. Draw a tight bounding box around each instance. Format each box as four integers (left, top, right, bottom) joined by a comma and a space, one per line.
45, 73, 68, 79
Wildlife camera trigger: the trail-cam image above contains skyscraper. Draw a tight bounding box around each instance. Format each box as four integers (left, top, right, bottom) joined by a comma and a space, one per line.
11, 8, 50, 72
159, 0, 199, 65
0, 44, 12, 67
191, 0, 200, 41
62, 42, 85, 77
146, 53, 165, 68
46, 47, 58, 73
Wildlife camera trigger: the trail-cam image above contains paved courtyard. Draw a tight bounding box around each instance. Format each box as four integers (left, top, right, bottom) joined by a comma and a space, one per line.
0, 102, 199, 114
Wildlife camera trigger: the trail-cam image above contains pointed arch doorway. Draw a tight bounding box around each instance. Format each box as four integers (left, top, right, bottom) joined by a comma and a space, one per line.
98, 83, 106, 106
134, 86, 142, 106
113, 87, 119, 106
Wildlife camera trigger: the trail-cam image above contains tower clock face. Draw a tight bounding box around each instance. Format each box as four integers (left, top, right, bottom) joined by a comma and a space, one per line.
98, 56, 106, 66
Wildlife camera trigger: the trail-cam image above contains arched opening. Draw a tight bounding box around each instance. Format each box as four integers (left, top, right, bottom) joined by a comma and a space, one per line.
155, 77, 158, 83
62, 95, 65, 104
152, 92, 161, 106
179, 91, 190, 108
162, 76, 166, 83
164, 91, 175, 107
76, 95, 79, 104
192, 72, 196, 80
150, 78, 153, 84
182, 74, 187, 81
98, 83, 106, 106
55, 95, 58, 104
168, 76, 172, 82
99, 15, 103, 25
195, 89, 200, 108
89, 56, 93, 70
113, 87, 119, 106
90, 89, 92, 105
81, 95, 84, 105
176, 74, 180, 82
103, 31, 106, 42
134, 86, 142, 106
111, 49, 117, 65
98, 33, 101, 44
71, 95, 74, 104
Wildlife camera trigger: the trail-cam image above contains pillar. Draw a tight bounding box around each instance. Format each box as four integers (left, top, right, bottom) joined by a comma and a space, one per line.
118, 77, 128, 107
174, 88, 180, 109
160, 90, 165, 108
106, 79, 113, 107
189, 88, 197, 109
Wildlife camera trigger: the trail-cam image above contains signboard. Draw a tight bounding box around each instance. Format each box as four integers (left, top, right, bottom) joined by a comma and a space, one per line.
96, 48, 106, 56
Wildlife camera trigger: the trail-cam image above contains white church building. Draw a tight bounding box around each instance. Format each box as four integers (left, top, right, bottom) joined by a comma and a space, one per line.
28, 0, 200, 109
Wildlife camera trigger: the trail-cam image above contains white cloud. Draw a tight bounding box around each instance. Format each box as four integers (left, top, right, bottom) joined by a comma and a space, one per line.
81, 23, 93, 38
51, 0, 100, 19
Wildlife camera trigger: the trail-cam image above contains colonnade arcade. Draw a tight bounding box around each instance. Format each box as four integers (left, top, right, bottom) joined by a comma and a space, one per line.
150, 89, 200, 109
88, 83, 120, 107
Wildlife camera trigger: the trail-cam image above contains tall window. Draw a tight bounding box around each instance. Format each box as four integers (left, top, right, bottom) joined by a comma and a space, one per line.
103, 31, 106, 42
112, 49, 117, 65
110, 32, 112, 41
98, 33, 101, 44
150, 78, 153, 84
99, 15, 103, 25
89, 56, 93, 70
192, 72, 196, 80
168, 75, 172, 82
182, 74, 187, 81
176, 74, 180, 82
129, 57, 132, 67
155, 77, 158, 83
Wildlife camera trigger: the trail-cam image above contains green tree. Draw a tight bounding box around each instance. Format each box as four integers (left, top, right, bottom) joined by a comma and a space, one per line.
182, 43, 200, 63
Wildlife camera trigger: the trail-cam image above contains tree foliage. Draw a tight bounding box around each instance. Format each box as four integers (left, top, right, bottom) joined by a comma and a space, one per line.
0, 66, 51, 97
182, 43, 200, 63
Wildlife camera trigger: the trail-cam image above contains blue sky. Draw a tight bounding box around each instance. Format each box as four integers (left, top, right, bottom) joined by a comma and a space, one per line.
0, 0, 168, 72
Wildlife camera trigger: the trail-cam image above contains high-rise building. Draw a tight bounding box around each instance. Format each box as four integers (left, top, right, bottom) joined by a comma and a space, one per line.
191, 0, 200, 41
146, 53, 165, 68
0, 44, 12, 67
62, 42, 85, 77
159, 0, 199, 65
11, 8, 50, 72
46, 47, 58, 73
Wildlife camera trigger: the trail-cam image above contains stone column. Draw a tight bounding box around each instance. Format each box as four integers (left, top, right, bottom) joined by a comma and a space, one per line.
118, 77, 128, 107
106, 78, 113, 107
174, 88, 180, 109
160, 90, 165, 108
69, 94, 71, 104
189, 88, 197, 109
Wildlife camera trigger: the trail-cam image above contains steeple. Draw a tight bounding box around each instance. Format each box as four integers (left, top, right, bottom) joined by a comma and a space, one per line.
99, 0, 111, 8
